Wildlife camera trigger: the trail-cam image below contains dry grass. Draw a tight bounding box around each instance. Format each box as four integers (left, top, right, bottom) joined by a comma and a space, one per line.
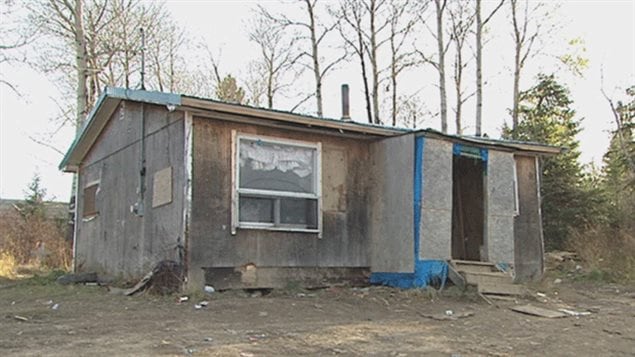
568, 225, 635, 283
0, 210, 71, 278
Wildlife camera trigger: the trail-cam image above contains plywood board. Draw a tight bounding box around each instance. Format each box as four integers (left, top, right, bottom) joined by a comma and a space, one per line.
152, 166, 173, 208
510, 304, 567, 318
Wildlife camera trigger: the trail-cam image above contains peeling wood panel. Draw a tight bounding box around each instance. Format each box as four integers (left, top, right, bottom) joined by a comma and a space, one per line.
188, 117, 373, 284
369, 134, 415, 273
75, 103, 185, 279
514, 155, 544, 282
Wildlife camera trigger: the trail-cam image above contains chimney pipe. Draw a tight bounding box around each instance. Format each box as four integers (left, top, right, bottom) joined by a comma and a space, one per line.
341, 84, 351, 121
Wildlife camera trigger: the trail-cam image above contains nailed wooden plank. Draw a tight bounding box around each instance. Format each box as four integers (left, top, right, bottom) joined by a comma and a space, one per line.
510, 305, 567, 318
447, 262, 466, 290
464, 272, 514, 286
124, 270, 153, 296
478, 282, 524, 296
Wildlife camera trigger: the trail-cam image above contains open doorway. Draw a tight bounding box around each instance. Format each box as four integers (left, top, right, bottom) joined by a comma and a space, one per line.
451, 152, 486, 261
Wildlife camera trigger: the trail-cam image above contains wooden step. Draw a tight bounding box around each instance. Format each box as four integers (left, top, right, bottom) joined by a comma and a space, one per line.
478, 282, 525, 296
450, 260, 498, 273
463, 271, 513, 286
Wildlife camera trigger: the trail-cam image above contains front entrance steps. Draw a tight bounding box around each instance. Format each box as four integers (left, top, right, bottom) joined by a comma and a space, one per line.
448, 260, 524, 297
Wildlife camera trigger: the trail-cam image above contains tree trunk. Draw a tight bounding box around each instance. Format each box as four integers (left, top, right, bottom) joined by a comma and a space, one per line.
370, 0, 380, 124
455, 49, 463, 135
74, 0, 88, 131
475, 0, 483, 136
512, 43, 521, 136
435, 0, 448, 133
306, 0, 323, 117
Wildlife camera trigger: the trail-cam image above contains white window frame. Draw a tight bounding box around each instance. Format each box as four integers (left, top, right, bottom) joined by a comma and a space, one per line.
512, 158, 520, 216
231, 131, 322, 236
82, 179, 100, 221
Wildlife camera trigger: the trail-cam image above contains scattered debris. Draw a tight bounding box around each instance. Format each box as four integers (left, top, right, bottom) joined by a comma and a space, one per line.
545, 251, 578, 263
603, 328, 622, 335
56, 272, 98, 285
445, 310, 454, 316
178, 296, 189, 304
554, 278, 563, 284
125, 260, 184, 296
13, 315, 29, 322
239, 352, 255, 357
124, 271, 154, 296
510, 304, 567, 318
203, 337, 213, 342
247, 332, 267, 342
204, 285, 215, 294
419, 311, 474, 321
558, 308, 591, 317
536, 292, 547, 298
194, 301, 209, 309
51, 303, 60, 310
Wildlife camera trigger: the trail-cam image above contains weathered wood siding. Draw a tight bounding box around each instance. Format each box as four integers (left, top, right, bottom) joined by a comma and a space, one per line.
513, 155, 544, 282
188, 117, 374, 286
369, 134, 414, 273
75, 102, 185, 278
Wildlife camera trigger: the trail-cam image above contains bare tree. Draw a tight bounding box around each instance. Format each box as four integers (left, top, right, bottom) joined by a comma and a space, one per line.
474, 0, 504, 136
0, 0, 36, 95
28, 0, 180, 127
337, 0, 390, 124
416, 0, 450, 133
335, 0, 373, 123
396, 92, 429, 129
510, 0, 543, 135
248, 15, 302, 109
244, 61, 267, 107
258, 1, 345, 117
387, 0, 420, 126
448, 0, 475, 135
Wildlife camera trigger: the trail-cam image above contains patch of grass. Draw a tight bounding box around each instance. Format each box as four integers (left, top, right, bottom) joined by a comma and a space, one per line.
0, 251, 18, 278
570, 268, 615, 284
24, 270, 67, 286
568, 226, 635, 284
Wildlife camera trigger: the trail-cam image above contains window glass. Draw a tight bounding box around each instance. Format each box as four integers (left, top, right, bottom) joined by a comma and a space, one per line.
236, 136, 320, 232
239, 139, 315, 193
83, 184, 99, 218
239, 196, 274, 223
279, 198, 318, 228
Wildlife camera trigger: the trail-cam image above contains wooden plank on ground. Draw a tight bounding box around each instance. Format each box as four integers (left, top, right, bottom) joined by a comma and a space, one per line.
478, 282, 524, 296
510, 304, 568, 318
447, 262, 466, 290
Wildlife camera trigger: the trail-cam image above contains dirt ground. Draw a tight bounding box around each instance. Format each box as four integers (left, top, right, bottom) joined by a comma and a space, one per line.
1, 271, 634, 357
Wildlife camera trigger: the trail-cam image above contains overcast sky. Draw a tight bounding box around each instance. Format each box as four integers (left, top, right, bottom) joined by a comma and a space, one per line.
0, 0, 633, 201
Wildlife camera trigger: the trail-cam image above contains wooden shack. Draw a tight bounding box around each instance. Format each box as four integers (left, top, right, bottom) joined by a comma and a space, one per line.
60, 87, 559, 290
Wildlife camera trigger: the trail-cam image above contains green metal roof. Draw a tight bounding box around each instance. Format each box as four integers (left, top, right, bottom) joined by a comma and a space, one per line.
59, 86, 561, 172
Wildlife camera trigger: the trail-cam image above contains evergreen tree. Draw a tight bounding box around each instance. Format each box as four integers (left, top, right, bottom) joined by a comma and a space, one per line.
17, 173, 47, 220
602, 86, 635, 231
215, 74, 246, 104
503, 74, 590, 250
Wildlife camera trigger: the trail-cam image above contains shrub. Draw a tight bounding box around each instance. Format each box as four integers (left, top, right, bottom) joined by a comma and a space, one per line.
568, 225, 635, 283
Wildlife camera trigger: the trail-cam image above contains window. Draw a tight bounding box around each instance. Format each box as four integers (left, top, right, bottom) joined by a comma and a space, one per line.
83, 182, 99, 218
233, 133, 321, 233
513, 159, 520, 216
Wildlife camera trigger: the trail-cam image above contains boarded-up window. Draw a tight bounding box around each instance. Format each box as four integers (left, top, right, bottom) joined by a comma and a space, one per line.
152, 166, 173, 208
83, 183, 99, 218
235, 135, 321, 232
